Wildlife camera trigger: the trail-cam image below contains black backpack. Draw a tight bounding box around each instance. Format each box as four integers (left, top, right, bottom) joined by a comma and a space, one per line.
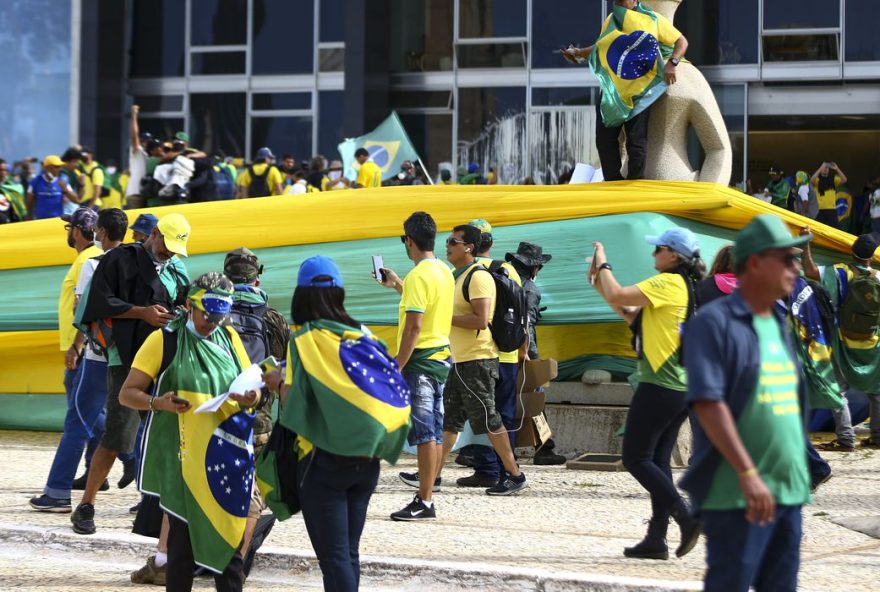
229, 299, 271, 364
462, 261, 528, 353
247, 164, 271, 198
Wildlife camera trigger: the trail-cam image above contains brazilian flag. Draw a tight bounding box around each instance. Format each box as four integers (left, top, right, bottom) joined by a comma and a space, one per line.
589, 1, 677, 128
280, 319, 411, 464
139, 325, 254, 574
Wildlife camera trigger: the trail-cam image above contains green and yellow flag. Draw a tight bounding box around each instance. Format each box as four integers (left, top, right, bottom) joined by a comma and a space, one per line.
589, 1, 680, 127
280, 320, 411, 464
140, 325, 254, 574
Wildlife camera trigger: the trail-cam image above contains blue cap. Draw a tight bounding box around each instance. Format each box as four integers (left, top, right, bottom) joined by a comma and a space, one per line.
131, 213, 159, 236
645, 227, 700, 260
297, 256, 344, 288
468, 163, 479, 174
255, 147, 275, 161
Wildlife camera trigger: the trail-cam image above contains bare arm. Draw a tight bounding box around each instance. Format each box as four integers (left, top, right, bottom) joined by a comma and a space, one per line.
117, 304, 176, 327
453, 297, 491, 330
120, 368, 190, 413
396, 312, 423, 369
594, 270, 652, 309
800, 227, 820, 282
831, 163, 847, 185
25, 190, 34, 219
130, 105, 140, 152
671, 35, 688, 60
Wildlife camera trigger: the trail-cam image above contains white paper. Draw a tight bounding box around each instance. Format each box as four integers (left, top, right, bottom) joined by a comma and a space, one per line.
194, 364, 264, 414
569, 163, 603, 184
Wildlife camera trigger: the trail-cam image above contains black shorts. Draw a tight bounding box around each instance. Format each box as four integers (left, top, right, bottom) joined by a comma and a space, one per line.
100, 365, 140, 453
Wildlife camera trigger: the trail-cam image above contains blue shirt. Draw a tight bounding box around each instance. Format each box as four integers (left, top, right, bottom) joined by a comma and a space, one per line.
28, 173, 64, 219
680, 290, 808, 508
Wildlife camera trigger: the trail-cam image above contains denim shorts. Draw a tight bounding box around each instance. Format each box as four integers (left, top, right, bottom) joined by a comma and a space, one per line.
404, 372, 444, 446
443, 358, 502, 435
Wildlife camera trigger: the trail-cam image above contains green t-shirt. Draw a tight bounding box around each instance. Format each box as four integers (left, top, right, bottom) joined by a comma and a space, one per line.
702, 314, 811, 510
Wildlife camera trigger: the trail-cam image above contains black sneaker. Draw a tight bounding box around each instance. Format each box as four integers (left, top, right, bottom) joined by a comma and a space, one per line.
398, 471, 441, 492
29, 494, 72, 513
390, 495, 436, 521
118, 460, 136, 489
71, 473, 110, 491
456, 473, 498, 488
486, 473, 528, 496
533, 449, 567, 465
129, 501, 142, 515
71, 503, 96, 535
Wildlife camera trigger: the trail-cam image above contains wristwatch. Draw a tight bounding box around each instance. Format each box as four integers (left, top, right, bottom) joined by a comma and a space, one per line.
598, 262, 613, 272
669, 57, 680, 67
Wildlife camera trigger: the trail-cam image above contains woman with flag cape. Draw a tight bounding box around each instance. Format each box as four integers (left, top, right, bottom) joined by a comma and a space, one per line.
120, 272, 263, 592
269, 255, 410, 592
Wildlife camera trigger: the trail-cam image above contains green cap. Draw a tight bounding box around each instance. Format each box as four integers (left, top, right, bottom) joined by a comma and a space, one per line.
175, 131, 190, 143
733, 214, 811, 266
468, 218, 492, 235
224, 247, 262, 283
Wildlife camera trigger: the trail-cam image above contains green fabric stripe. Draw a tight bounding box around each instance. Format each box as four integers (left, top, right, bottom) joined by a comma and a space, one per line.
0, 394, 65, 431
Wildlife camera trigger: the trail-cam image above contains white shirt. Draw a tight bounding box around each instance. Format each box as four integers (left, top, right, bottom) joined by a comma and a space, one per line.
870, 189, 880, 220
288, 179, 308, 194
127, 146, 148, 197
797, 184, 810, 203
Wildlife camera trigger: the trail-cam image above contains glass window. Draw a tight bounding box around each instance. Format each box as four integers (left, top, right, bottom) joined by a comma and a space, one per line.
459, 0, 526, 38
531, 1, 602, 68
321, 0, 346, 42
846, 0, 880, 61
130, 0, 185, 77
252, 93, 311, 111
318, 91, 345, 159
319, 47, 345, 72
457, 43, 526, 68
763, 34, 838, 62
251, 116, 313, 163
763, 0, 839, 29
190, 0, 248, 46
252, 0, 315, 75
399, 113, 453, 177
457, 87, 526, 183
390, 91, 453, 110
191, 52, 247, 75
389, 0, 453, 72
190, 93, 246, 158
531, 88, 593, 107
136, 118, 185, 143
134, 96, 184, 112
676, 0, 758, 65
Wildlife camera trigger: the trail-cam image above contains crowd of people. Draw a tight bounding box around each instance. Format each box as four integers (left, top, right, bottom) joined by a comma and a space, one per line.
21, 187, 880, 592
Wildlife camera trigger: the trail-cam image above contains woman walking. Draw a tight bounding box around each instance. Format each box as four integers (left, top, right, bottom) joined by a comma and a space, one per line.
589, 228, 704, 560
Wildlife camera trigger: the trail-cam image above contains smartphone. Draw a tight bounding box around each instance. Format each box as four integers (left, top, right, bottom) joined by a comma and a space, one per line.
258, 355, 281, 373
169, 395, 190, 406
371, 255, 386, 283
586, 255, 596, 285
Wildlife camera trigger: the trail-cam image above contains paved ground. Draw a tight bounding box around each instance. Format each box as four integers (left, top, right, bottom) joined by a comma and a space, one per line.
1, 430, 878, 591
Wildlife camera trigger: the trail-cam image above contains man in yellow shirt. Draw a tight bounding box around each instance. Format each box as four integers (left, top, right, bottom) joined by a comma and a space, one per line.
353, 148, 382, 189
379, 212, 455, 521
437, 223, 527, 496
80, 147, 104, 208
237, 147, 284, 198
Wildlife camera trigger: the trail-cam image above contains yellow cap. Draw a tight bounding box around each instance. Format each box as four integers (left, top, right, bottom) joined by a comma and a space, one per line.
43, 155, 63, 168
156, 213, 191, 257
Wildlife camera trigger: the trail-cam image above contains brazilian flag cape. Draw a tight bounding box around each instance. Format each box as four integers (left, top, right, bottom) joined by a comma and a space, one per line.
280, 319, 411, 464
821, 264, 880, 392
589, 1, 675, 128
788, 276, 845, 410
139, 324, 255, 574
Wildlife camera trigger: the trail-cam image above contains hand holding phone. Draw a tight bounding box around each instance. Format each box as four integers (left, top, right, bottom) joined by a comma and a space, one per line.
371, 255, 386, 283
586, 255, 597, 286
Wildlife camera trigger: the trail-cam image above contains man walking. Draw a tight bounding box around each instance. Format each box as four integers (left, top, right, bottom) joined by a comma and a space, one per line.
352, 148, 382, 189
378, 212, 454, 520
71, 213, 191, 535
439, 224, 527, 495
682, 214, 813, 592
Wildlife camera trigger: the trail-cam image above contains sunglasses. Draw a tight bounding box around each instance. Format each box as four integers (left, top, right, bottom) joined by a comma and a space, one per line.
653, 245, 669, 255
400, 235, 407, 244
446, 237, 467, 246
762, 250, 799, 267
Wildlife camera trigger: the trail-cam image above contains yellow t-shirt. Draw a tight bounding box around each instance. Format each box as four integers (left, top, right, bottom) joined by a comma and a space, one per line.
59, 245, 102, 350
450, 263, 498, 363
132, 326, 251, 381
598, 10, 681, 47
355, 161, 382, 188
812, 175, 842, 210
397, 258, 454, 355
634, 272, 688, 391
82, 162, 104, 207
236, 163, 284, 196
476, 257, 522, 363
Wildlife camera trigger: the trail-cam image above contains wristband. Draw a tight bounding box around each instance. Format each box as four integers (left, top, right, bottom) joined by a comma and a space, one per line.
598, 262, 613, 272
148, 395, 157, 413
738, 467, 758, 478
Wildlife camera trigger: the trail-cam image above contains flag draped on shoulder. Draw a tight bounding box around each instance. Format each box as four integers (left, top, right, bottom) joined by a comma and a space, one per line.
139, 324, 254, 574
337, 112, 420, 183
589, 1, 678, 128
280, 319, 411, 464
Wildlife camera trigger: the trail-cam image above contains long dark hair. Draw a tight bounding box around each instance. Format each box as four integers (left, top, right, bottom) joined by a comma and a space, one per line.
709, 245, 734, 275
817, 172, 835, 196
291, 285, 358, 327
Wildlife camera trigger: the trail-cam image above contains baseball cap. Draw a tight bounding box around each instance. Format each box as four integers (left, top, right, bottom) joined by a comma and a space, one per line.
61, 207, 98, 231
297, 255, 344, 288
130, 213, 159, 236
733, 214, 811, 266
852, 234, 879, 260
43, 155, 63, 168
468, 163, 479, 174
156, 213, 191, 257
768, 164, 783, 175
138, 132, 153, 143
645, 227, 700, 260
255, 147, 275, 161
224, 247, 263, 283
468, 218, 492, 235
174, 131, 190, 143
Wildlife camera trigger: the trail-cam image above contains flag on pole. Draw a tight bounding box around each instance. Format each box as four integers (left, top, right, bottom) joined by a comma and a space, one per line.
337, 112, 421, 182
588, 1, 680, 128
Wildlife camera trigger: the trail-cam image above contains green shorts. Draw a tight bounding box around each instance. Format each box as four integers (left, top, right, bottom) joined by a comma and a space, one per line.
443, 358, 502, 435
100, 365, 141, 454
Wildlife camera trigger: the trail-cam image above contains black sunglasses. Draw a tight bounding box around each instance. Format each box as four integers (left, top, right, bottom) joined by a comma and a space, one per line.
762, 250, 799, 267
446, 237, 466, 246
400, 235, 407, 244
653, 245, 669, 255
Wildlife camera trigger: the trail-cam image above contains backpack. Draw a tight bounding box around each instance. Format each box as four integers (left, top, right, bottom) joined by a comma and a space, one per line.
90, 163, 113, 193
139, 175, 161, 200
838, 266, 880, 338
247, 164, 271, 198
212, 164, 235, 200
462, 261, 528, 353
229, 299, 272, 364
